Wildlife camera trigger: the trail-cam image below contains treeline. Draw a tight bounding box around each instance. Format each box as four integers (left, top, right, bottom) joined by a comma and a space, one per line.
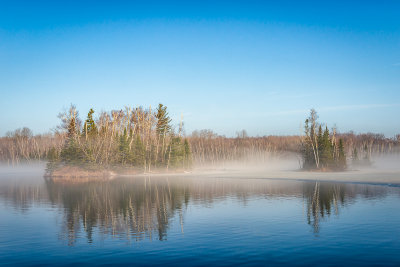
188, 129, 300, 166
47, 104, 192, 172
0, 128, 64, 165
1, 108, 399, 168
301, 109, 347, 171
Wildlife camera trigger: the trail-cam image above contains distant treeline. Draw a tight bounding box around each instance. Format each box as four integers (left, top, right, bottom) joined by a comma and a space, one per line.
0, 108, 399, 167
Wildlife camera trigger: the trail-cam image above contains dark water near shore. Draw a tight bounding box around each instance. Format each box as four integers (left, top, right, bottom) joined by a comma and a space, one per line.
1, 169, 400, 266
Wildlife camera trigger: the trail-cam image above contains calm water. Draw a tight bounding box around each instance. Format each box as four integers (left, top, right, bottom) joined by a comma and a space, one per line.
1, 169, 400, 266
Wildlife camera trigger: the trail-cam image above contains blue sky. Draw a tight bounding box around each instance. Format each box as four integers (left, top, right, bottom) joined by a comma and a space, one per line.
1, 1, 399, 137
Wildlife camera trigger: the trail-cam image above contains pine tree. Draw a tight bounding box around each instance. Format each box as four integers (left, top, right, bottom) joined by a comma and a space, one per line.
183, 138, 192, 169
83, 108, 97, 138
155, 104, 171, 136
155, 104, 172, 165
118, 128, 131, 165
167, 136, 185, 169
338, 139, 346, 170
67, 113, 77, 139
320, 127, 333, 168
60, 106, 82, 165
133, 135, 145, 168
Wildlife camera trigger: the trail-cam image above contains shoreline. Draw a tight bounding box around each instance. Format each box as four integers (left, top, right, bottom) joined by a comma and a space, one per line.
104, 168, 400, 186
184, 168, 400, 186
3, 162, 399, 186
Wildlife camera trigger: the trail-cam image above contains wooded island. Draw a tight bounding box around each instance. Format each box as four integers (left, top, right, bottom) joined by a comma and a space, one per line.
46, 104, 192, 177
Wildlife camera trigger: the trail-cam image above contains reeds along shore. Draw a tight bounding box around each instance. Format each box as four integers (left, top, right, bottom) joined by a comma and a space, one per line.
0, 107, 399, 167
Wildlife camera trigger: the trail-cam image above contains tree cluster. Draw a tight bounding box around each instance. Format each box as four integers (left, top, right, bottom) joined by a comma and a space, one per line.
301, 109, 346, 171
48, 104, 192, 172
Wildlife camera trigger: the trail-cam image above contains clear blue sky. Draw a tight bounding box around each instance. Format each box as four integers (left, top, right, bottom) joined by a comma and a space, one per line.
1, 1, 399, 137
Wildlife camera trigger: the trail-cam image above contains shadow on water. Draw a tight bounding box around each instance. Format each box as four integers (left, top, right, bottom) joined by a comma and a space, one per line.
0, 175, 396, 245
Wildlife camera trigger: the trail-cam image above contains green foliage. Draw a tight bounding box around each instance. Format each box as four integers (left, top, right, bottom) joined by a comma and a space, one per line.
337, 139, 346, 170
60, 138, 84, 165
183, 139, 192, 169
48, 104, 192, 173
320, 127, 333, 168
83, 108, 97, 138
133, 135, 145, 167
156, 103, 171, 136
67, 116, 77, 138
301, 109, 347, 171
46, 147, 60, 171
168, 136, 185, 168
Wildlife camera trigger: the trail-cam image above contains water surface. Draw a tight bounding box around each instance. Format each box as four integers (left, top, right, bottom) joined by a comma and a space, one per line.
0, 169, 399, 266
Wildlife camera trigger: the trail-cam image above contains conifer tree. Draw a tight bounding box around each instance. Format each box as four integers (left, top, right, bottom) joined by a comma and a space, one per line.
83, 108, 97, 138
338, 139, 346, 170
118, 128, 131, 165
155, 104, 172, 136
155, 103, 172, 164
133, 135, 145, 168
167, 136, 185, 169
183, 138, 192, 169
320, 127, 333, 168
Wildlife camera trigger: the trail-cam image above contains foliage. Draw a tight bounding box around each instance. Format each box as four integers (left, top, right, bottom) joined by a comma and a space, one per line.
301, 109, 347, 171
46, 104, 191, 173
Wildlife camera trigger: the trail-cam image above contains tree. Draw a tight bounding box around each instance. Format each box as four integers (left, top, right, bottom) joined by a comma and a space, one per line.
303, 109, 320, 169
83, 108, 97, 138
155, 104, 172, 165
337, 139, 346, 170
155, 104, 171, 136
183, 138, 192, 169
301, 109, 346, 171
320, 127, 333, 168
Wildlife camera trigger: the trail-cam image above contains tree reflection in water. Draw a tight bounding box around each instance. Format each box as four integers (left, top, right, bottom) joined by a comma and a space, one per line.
303, 182, 346, 233
46, 177, 189, 245
0, 176, 392, 245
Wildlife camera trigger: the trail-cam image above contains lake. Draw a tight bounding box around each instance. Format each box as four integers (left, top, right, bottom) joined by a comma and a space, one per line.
1, 168, 400, 266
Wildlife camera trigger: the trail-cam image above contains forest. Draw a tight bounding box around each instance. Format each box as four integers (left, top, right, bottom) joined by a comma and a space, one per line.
0, 106, 399, 171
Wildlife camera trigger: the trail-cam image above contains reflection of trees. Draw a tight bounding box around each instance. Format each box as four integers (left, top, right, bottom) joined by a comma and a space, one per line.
45, 178, 189, 245
304, 182, 345, 233
0, 176, 394, 244
303, 182, 388, 233
0, 184, 47, 211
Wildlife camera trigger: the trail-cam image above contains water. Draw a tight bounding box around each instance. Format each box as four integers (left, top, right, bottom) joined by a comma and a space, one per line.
1, 169, 400, 266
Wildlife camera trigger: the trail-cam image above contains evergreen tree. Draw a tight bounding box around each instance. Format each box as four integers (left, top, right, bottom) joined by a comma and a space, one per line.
338, 139, 346, 170
133, 135, 145, 168
60, 138, 83, 165
167, 136, 185, 169
67, 114, 78, 139
60, 107, 82, 165
183, 139, 192, 169
155, 104, 172, 136
118, 128, 131, 165
83, 108, 97, 138
320, 127, 333, 168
